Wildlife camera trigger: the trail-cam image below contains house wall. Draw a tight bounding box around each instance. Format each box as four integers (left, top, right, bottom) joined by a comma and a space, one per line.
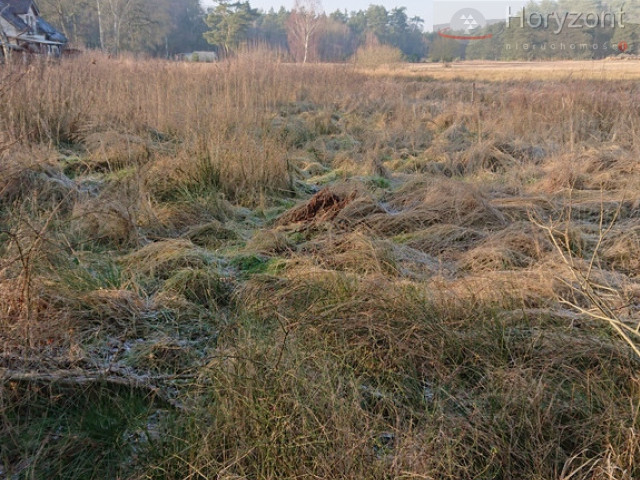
18, 6, 37, 30
0, 17, 20, 38
1, 3, 65, 55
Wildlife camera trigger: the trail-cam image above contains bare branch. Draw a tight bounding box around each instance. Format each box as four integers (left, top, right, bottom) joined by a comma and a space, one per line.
532, 193, 640, 360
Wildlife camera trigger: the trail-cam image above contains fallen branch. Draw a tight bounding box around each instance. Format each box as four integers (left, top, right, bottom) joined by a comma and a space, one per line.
1, 367, 192, 410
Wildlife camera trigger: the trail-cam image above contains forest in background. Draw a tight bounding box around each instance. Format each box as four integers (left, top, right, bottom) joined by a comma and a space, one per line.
35, 0, 426, 60
36, 0, 640, 62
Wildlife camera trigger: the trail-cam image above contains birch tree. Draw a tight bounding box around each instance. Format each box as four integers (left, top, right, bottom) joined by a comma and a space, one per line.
286, 0, 323, 63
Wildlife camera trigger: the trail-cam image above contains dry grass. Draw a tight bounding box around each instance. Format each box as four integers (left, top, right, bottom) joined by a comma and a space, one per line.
365, 177, 507, 235
1, 54, 640, 479
363, 59, 640, 81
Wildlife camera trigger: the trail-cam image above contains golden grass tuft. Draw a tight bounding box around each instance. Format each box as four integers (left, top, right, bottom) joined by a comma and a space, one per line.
481, 222, 552, 261
369, 178, 506, 235
161, 267, 232, 308
0, 146, 76, 210
71, 177, 155, 247
458, 244, 530, 272
184, 220, 239, 249
246, 229, 294, 255
353, 44, 404, 69
333, 195, 387, 226
457, 140, 518, 174
402, 224, 487, 258
301, 231, 399, 276
602, 223, 640, 274
123, 239, 220, 282
82, 130, 151, 172
65, 288, 151, 332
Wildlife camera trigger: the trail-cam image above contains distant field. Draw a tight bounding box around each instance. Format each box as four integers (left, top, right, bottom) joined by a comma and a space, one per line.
362, 59, 640, 81
1, 52, 639, 479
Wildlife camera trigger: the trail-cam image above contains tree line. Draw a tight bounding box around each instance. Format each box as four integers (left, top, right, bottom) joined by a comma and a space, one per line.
37, 0, 209, 55
208, 0, 428, 61
38, 0, 640, 61
37, 0, 428, 60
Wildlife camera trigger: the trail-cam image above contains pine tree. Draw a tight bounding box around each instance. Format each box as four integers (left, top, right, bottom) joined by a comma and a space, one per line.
204, 1, 259, 56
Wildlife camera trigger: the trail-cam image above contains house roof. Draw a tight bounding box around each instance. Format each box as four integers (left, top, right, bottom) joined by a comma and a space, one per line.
36, 17, 65, 43
4, 0, 38, 16
0, 1, 30, 31
0, 0, 65, 45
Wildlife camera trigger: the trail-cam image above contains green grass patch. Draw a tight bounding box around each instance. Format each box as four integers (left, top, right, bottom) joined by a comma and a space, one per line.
0, 383, 155, 480
230, 254, 287, 277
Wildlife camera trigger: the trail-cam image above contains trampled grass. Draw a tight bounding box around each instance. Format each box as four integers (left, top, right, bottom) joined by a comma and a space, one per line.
1, 52, 639, 479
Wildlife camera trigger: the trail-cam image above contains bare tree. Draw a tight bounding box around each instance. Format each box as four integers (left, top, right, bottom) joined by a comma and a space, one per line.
286, 0, 323, 64
104, 0, 156, 55
0, 4, 11, 59
105, 0, 147, 55
96, 0, 105, 50
38, 0, 69, 39
106, 0, 132, 54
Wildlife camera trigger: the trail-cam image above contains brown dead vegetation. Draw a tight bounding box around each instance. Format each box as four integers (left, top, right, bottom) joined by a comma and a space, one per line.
366, 178, 507, 235
277, 187, 358, 226
1, 56, 640, 480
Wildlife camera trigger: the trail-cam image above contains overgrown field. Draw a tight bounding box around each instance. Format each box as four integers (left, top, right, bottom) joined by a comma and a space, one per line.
1, 53, 639, 479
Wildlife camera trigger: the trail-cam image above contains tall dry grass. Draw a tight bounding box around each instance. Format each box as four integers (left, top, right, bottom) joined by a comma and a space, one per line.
1, 53, 640, 479
0, 50, 361, 205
